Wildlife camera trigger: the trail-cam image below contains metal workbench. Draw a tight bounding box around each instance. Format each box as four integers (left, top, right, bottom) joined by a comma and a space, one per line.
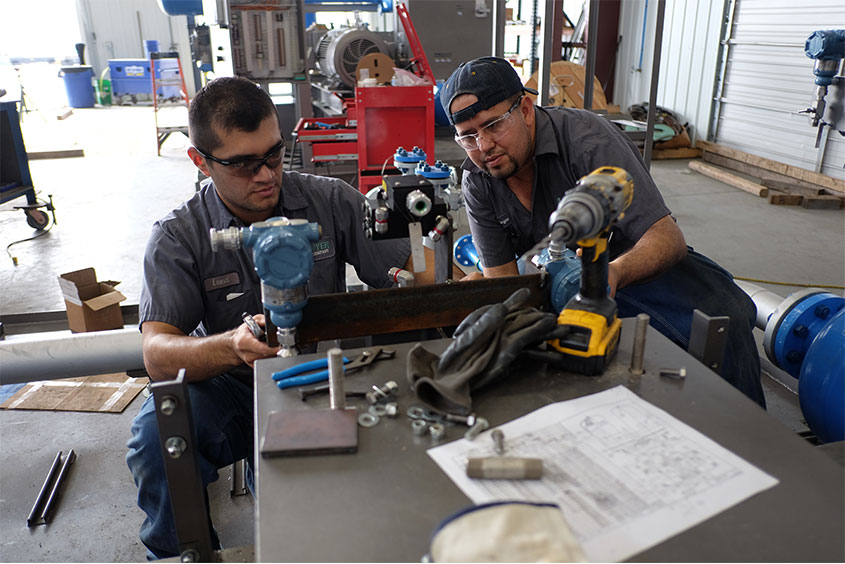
254, 319, 845, 562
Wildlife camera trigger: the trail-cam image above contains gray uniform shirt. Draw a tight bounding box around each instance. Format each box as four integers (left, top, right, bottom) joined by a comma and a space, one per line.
140, 170, 410, 339
462, 106, 671, 268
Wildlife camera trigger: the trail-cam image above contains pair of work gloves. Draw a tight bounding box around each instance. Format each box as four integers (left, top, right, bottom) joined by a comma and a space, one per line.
407, 287, 559, 415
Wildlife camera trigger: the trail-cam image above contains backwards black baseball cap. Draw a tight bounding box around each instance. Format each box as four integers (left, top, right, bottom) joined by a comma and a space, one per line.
440, 56, 538, 126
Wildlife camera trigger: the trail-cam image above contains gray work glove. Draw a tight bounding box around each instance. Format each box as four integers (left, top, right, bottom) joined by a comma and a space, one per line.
407, 288, 558, 414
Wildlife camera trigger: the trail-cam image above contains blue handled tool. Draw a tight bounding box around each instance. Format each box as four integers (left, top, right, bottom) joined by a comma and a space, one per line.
272, 356, 350, 389
272, 347, 396, 390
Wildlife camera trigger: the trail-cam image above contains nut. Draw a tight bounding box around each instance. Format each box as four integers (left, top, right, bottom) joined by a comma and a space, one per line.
429, 423, 446, 440
384, 402, 399, 418
411, 419, 428, 436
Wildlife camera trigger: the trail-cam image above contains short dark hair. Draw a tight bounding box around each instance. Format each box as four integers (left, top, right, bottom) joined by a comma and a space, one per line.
188, 76, 281, 153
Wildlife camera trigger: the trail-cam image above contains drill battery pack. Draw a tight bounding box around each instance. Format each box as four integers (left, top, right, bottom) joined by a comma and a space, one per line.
549, 309, 622, 376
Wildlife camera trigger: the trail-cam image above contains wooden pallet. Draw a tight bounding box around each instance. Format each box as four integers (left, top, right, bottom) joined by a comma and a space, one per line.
692, 141, 844, 208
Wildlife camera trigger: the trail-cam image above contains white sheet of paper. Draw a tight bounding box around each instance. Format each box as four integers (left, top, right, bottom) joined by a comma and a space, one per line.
427, 386, 779, 562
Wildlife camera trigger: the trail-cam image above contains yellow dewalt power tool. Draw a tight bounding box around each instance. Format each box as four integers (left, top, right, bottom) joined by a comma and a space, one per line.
547, 166, 634, 375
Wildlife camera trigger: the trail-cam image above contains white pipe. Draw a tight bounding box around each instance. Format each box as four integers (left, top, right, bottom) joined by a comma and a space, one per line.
0, 328, 144, 385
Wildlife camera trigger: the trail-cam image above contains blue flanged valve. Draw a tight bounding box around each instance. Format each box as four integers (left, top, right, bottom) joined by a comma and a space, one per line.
752, 286, 845, 443
533, 247, 582, 314
453, 234, 480, 273
415, 160, 451, 196
210, 217, 321, 355
393, 146, 427, 175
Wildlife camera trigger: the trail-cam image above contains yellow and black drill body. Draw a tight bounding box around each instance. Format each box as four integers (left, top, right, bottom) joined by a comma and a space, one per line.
547, 167, 634, 375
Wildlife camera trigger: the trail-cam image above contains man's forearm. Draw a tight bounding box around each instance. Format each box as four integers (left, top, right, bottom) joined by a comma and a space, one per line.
143, 330, 241, 382
610, 216, 687, 293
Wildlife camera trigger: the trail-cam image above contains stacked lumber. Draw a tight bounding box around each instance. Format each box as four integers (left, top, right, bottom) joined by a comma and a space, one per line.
691, 141, 845, 209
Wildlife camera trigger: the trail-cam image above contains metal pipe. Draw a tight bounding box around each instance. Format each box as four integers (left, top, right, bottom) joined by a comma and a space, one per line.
27, 451, 62, 527
0, 328, 144, 385
734, 280, 787, 330
583, 0, 599, 110
41, 449, 76, 524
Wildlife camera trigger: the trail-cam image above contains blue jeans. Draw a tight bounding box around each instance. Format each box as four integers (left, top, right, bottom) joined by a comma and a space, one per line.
126, 374, 254, 560
616, 248, 766, 408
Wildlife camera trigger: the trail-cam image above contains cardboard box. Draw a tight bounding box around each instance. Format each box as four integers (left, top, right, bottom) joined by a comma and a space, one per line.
58, 268, 126, 332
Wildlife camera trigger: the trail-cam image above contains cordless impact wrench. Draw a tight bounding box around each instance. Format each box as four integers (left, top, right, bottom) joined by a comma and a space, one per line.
547, 166, 634, 375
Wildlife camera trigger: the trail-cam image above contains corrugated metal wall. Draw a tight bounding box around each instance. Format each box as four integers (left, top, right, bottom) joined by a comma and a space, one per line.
74, 0, 196, 95
713, 0, 845, 179
613, 0, 724, 144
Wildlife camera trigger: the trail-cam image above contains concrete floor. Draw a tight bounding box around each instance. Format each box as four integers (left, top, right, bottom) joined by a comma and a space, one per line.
1, 99, 843, 562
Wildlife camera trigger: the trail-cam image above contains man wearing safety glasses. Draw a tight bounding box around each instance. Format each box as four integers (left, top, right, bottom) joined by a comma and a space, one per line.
126, 76, 431, 559
442, 56, 764, 407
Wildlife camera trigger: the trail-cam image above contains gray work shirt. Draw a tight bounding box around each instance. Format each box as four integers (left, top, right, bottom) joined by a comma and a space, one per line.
461, 106, 671, 268
139, 170, 410, 339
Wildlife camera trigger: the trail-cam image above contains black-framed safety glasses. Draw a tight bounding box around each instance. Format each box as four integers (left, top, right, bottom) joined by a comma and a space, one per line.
196, 140, 286, 177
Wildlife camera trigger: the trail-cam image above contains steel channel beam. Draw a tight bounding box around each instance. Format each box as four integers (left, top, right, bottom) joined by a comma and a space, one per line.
296, 274, 546, 345
152, 370, 216, 563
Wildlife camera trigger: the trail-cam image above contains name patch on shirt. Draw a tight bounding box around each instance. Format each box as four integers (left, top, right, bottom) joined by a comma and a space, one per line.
311, 238, 335, 261
204, 272, 240, 292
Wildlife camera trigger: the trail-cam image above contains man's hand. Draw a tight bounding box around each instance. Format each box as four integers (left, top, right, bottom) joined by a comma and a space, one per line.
459, 271, 485, 281
142, 316, 278, 382
231, 314, 278, 367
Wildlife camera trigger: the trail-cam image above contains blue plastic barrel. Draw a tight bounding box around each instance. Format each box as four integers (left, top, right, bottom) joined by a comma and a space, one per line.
60, 66, 95, 108
144, 40, 160, 60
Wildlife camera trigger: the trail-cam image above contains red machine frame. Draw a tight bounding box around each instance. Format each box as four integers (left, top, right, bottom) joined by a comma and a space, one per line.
293, 3, 436, 193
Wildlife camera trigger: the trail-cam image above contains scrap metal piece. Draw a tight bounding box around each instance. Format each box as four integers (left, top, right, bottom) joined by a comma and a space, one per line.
689, 309, 729, 375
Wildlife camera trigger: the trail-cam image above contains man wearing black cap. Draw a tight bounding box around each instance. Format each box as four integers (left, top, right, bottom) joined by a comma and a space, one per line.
441, 56, 766, 408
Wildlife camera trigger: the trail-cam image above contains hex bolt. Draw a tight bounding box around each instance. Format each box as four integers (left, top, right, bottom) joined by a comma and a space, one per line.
464, 417, 489, 441
366, 380, 398, 405
659, 367, 687, 380
443, 412, 477, 427
792, 325, 809, 338
411, 419, 428, 436
165, 436, 187, 459
491, 429, 505, 455
159, 396, 178, 416
787, 350, 804, 363
384, 402, 399, 418
180, 549, 200, 563
814, 305, 830, 319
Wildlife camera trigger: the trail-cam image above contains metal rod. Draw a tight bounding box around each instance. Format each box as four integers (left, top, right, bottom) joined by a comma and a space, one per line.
583, 0, 599, 110
643, 0, 666, 168
27, 451, 62, 527
328, 348, 345, 410
538, 0, 555, 107
708, 0, 737, 142
40, 449, 76, 524
630, 313, 650, 375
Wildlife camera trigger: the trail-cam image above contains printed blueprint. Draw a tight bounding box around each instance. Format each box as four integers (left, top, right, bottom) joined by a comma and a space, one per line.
427, 386, 779, 562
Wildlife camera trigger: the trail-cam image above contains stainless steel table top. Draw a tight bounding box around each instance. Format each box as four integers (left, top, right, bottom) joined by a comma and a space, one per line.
254, 319, 844, 562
